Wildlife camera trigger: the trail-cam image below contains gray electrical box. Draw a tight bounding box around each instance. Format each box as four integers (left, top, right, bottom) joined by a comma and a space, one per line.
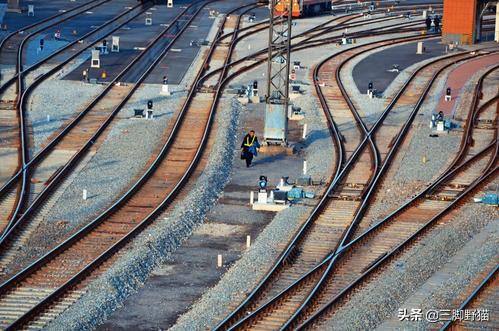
264, 103, 288, 145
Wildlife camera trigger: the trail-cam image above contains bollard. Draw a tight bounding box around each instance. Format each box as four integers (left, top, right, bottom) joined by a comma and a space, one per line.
302, 123, 307, 139
416, 41, 424, 54
91, 49, 100, 68
246, 235, 251, 249
83, 189, 88, 200
303, 160, 307, 175
217, 254, 223, 268
112, 36, 120, 52
250, 191, 254, 205
145, 12, 152, 25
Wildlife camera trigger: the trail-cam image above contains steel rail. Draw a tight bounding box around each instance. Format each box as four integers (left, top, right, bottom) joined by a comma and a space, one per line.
291, 63, 499, 329
0, 1, 151, 95
297, 65, 499, 328
0, 0, 391, 228
0, 2, 153, 232
214, 29, 437, 331
216, 43, 496, 331
299, 157, 499, 330
0, 1, 155, 198
0, 0, 209, 246
0, 4, 154, 234
0, 0, 104, 54
0, 0, 121, 234
0, 2, 258, 328
439, 264, 499, 331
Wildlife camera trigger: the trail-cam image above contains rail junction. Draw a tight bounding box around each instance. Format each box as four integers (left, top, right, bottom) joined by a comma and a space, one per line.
0, 0, 497, 330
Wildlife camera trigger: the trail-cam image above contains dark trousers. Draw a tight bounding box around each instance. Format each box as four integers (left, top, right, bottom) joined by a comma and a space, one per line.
245, 152, 253, 167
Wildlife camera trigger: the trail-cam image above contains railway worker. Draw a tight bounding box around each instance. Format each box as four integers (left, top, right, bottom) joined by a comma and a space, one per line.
82, 69, 88, 82
241, 130, 260, 168
163, 75, 168, 85
54, 30, 61, 40
425, 16, 432, 31
434, 16, 441, 33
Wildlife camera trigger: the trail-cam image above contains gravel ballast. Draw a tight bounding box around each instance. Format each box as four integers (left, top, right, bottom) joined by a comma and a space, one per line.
47, 96, 243, 330
322, 202, 497, 330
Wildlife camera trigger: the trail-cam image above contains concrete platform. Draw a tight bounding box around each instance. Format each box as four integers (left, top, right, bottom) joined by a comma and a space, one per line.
252, 202, 290, 211
435, 53, 499, 118
62, 2, 185, 84
352, 39, 447, 94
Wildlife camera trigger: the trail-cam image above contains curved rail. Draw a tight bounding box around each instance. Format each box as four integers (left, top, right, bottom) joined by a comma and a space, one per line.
0, 1, 206, 246
216, 43, 497, 331
297, 64, 499, 329
0, 0, 153, 233
214, 30, 441, 330
0, 1, 260, 328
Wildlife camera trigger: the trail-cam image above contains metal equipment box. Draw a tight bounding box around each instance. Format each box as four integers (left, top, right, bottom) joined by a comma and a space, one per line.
264, 103, 288, 145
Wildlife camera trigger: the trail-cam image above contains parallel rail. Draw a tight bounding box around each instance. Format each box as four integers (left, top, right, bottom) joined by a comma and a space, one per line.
0, 1, 261, 329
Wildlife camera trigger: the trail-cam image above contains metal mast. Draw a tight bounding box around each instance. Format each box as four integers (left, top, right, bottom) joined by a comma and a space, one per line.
264, 0, 293, 145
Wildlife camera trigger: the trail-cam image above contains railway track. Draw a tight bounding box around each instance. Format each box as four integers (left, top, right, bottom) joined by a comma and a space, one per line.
214, 31, 498, 331
294, 65, 498, 329
0, 1, 211, 263
212, 32, 443, 330
0, 0, 154, 233
440, 264, 498, 331
0, 1, 264, 329
0, 0, 431, 273
0, 2, 467, 329
0, 0, 111, 198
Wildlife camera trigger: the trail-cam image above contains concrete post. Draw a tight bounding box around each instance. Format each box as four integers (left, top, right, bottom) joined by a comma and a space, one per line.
91, 50, 100, 68
112, 36, 120, 52
217, 254, 223, 268
161, 84, 170, 96
83, 189, 88, 200
496, 4, 499, 42
302, 123, 307, 139
246, 235, 251, 249
250, 191, 254, 205
417, 41, 424, 54
303, 160, 307, 175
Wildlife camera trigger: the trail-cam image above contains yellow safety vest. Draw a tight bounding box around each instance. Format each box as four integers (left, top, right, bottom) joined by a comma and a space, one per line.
244, 135, 256, 147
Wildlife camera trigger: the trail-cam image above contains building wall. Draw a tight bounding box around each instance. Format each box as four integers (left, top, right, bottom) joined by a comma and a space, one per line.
442, 0, 477, 44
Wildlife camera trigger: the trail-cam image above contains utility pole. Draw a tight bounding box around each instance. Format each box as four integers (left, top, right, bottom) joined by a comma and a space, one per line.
263, 0, 293, 146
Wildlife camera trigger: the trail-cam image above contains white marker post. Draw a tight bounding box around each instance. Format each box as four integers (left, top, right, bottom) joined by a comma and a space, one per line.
303, 160, 307, 175
246, 235, 251, 249
111, 36, 120, 52
217, 254, 223, 268
302, 123, 307, 139
91, 49, 100, 68
250, 191, 254, 205
82, 189, 88, 200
